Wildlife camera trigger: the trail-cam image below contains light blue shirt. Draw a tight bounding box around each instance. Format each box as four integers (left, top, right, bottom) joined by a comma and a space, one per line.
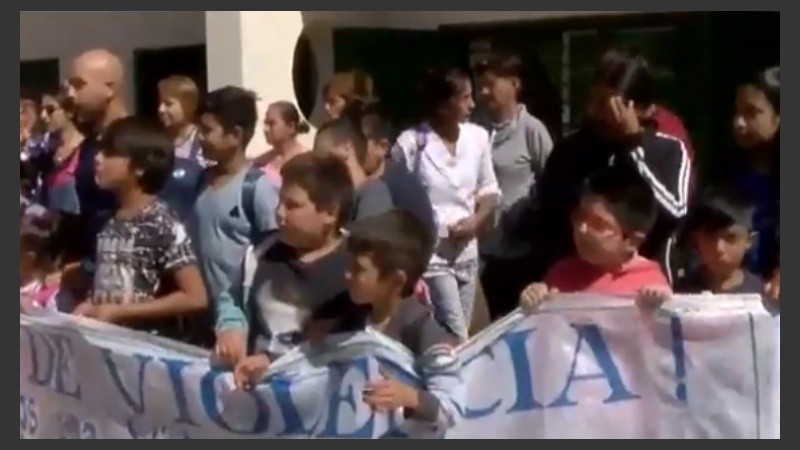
188, 166, 279, 305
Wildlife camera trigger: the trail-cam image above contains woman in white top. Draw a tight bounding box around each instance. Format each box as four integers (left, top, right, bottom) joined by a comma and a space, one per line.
392, 68, 500, 341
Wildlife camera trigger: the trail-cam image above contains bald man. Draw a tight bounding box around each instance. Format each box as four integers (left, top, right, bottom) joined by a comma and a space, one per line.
67, 49, 128, 131
61, 49, 129, 265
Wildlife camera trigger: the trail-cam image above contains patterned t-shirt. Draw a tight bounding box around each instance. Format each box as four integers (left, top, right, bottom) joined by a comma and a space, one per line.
91, 201, 196, 305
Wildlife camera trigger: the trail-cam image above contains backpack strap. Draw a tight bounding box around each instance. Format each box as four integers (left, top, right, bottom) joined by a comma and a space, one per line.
195, 166, 266, 246
241, 167, 266, 245
412, 126, 429, 176
241, 233, 279, 311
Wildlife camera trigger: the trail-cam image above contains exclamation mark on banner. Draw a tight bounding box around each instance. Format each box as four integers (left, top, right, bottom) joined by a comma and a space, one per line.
670, 317, 688, 404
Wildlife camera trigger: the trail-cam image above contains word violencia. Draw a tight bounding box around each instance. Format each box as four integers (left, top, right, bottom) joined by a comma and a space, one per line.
20, 295, 780, 439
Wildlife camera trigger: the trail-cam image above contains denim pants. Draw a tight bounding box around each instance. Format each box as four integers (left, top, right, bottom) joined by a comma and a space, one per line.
425, 260, 478, 342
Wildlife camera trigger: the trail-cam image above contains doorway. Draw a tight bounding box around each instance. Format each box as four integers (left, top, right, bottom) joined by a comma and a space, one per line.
20, 58, 60, 96
133, 45, 207, 118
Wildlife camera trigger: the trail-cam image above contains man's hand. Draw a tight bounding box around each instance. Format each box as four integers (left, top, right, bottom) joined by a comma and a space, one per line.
214, 329, 248, 368
520, 283, 558, 315
448, 216, 480, 242
363, 369, 420, 413
233, 354, 271, 391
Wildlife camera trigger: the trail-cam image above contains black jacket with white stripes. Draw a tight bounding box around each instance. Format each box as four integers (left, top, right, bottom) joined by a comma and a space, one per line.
529, 126, 693, 282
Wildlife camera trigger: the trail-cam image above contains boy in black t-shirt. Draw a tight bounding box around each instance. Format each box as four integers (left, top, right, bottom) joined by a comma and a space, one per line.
72, 117, 208, 337
345, 210, 460, 432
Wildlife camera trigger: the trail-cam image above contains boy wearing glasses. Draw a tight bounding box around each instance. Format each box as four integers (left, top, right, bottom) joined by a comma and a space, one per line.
520, 167, 670, 309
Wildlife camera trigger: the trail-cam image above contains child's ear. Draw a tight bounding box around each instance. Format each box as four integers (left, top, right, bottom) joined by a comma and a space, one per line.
322, 204, 340, 227
511, 77, 522, 93
391, 270, 409, 295
231, 126, 245, 146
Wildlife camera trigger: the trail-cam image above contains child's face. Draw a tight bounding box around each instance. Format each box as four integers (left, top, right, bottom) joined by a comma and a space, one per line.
345, 252, 402, 306
276, 183, 338, 249
694, 225, 753, 279
571, 195, 635, 268
733, 85, 780, 150
94, 148, 135, 192
198, 113, 240, 162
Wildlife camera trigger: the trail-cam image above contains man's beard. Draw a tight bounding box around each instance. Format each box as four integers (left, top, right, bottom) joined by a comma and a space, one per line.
74, 109, 104, 136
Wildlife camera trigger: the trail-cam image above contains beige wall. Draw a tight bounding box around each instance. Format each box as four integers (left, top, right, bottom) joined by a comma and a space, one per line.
20, 11, 206, 109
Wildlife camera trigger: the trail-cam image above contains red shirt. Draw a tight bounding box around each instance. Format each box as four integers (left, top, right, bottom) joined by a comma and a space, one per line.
649, 106, 694, 160
545, 255, 669, 297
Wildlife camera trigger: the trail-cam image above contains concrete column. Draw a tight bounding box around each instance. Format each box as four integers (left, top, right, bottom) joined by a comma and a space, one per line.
205, 11, 326, 156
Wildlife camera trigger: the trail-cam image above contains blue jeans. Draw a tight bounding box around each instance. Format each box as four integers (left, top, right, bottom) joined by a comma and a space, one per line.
425, 261, 478, 342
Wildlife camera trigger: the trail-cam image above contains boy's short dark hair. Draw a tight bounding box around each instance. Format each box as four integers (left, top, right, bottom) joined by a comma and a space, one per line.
101, 117, 174, 194
474, 51, 524, 79
341, 99, 395, 144
347, 210, 434, 297
361, 101, 396, 143
583, 166, 657, 235
685, 186, 755, 235
281, 152, 354, 227
594, 48, 655, 107
201, 86, 258, 148
315, 116, 369, 165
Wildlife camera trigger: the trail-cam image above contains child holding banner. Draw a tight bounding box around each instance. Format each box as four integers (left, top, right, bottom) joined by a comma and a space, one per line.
222, 152, 368, 374
648, 186, 779, 311
520, 167, 670, 309
345, 210, 460, 430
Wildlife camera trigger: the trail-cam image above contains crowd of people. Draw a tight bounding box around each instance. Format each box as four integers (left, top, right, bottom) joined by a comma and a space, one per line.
20, 46, 780, 429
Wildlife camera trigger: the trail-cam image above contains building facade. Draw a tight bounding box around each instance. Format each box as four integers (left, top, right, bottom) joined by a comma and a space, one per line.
21, 11, 779, 164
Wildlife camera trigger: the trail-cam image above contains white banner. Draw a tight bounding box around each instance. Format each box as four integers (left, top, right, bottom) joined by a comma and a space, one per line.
19, 294, 780, 439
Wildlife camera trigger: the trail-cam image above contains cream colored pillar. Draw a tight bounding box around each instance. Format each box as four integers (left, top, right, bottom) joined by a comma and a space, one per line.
205, 11, 326, 157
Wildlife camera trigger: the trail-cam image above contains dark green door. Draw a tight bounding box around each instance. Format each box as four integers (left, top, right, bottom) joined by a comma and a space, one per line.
332, 28, 468, 128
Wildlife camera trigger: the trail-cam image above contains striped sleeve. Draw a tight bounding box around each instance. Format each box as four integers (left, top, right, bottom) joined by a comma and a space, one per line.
631, 133, 692, 219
